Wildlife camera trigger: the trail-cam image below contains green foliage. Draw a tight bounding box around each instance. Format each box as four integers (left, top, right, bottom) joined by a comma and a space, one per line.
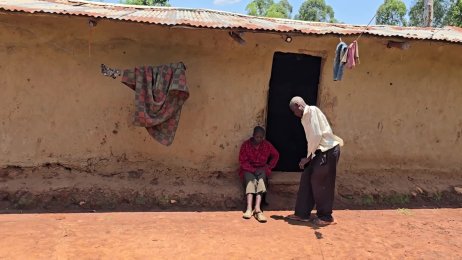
266, 4, 289, 18
408, 0, 461, 27
445, 0, 462, 26
376, 0, 408, 26
246, 0, 273, 16
383, 194, 411, 205
246, 0, 293, 18
122, 0, 170, 6
433, 191, 443, 201
361, 195, 375, 206
279, 0, 293, 14
409, 0, 450, 27
297, 0, 337, 23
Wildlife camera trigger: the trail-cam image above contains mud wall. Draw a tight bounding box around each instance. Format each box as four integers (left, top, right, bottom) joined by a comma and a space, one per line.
0, 12, 461, 210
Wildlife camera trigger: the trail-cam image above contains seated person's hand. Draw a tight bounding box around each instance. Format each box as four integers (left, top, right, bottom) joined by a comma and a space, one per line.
255, 167, 266, 175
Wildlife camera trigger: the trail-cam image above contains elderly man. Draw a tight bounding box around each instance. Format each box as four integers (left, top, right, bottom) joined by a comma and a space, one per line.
239, 126, 279, 223
287, 97, 343, 226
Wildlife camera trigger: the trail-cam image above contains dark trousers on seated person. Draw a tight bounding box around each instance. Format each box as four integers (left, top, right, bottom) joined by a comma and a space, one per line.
294, 145, 340, 222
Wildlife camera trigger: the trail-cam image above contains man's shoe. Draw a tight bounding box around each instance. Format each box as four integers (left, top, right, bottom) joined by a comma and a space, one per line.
286, 214, 311, 222
312, 217, 336, 226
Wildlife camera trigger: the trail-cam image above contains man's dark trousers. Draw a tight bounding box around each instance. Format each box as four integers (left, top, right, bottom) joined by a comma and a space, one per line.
294, 145, 340, 221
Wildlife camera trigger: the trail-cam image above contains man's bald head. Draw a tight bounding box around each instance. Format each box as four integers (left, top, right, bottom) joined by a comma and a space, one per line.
289, 96, 306, 118
289, 97, 306, 108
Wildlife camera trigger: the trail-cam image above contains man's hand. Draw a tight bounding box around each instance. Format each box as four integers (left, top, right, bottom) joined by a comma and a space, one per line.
299, 157, 311, 169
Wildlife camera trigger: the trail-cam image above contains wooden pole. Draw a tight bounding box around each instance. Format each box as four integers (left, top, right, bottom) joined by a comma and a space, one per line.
424, 0, 434, 27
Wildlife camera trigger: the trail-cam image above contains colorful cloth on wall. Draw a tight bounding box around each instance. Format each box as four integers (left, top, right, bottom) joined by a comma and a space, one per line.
121, 62, 189, 146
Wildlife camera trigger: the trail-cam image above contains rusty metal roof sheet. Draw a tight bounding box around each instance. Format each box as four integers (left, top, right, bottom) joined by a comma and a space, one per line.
1, 0, 462, 43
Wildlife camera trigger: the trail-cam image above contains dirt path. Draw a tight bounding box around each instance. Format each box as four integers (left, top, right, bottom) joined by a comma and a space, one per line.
1, 209, 461, 259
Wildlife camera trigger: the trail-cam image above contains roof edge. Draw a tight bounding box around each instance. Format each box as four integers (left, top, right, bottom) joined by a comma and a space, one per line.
0, 0, 461, 44
68, 0, 260, 19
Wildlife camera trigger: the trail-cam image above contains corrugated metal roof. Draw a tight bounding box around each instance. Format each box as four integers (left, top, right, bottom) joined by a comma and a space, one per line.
1, 0, 462, 43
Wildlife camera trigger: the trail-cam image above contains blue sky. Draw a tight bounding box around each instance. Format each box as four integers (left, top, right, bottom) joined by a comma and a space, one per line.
101, 0, 416, 25
169, 0, 415, 25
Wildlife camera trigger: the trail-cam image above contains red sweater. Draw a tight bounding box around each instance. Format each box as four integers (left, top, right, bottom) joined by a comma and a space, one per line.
238, 138, 280, 179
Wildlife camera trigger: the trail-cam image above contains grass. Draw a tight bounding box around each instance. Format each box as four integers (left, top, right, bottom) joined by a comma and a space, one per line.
396, 208, 412, 215
382, 194, 410, 205
433, 191, 443, 202
360, 195, 375, 206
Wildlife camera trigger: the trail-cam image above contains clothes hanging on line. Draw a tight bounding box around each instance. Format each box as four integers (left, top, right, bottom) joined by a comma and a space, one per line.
333, 41, 348, 81
342, 41, 360, 69
333, 40, 360, 81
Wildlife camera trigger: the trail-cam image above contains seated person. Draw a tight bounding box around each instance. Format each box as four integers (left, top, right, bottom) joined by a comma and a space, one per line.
239, 126, 279, 222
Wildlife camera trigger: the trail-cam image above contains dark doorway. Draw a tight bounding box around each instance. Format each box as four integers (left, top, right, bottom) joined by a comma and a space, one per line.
266, 52, 321, 172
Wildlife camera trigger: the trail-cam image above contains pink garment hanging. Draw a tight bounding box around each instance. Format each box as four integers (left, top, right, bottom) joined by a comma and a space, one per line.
341, 41, 360, 69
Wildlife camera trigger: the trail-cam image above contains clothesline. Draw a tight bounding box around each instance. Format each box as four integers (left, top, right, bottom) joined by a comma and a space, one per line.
338, 12, 377, 44
354, 13, 378, 42
333, 12, 377, 81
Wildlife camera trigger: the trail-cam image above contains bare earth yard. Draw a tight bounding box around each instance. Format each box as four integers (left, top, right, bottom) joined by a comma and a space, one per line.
0, 209, 461, 259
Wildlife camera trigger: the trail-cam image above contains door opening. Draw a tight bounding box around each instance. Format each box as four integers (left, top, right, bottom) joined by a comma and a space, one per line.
266, 52, 321, 172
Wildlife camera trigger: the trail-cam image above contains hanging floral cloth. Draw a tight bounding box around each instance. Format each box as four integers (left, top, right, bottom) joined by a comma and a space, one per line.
120, 62, 189, 146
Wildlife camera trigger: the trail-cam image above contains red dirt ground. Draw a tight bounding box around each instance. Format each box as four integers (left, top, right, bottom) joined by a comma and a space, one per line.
1, 209, 461, 259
